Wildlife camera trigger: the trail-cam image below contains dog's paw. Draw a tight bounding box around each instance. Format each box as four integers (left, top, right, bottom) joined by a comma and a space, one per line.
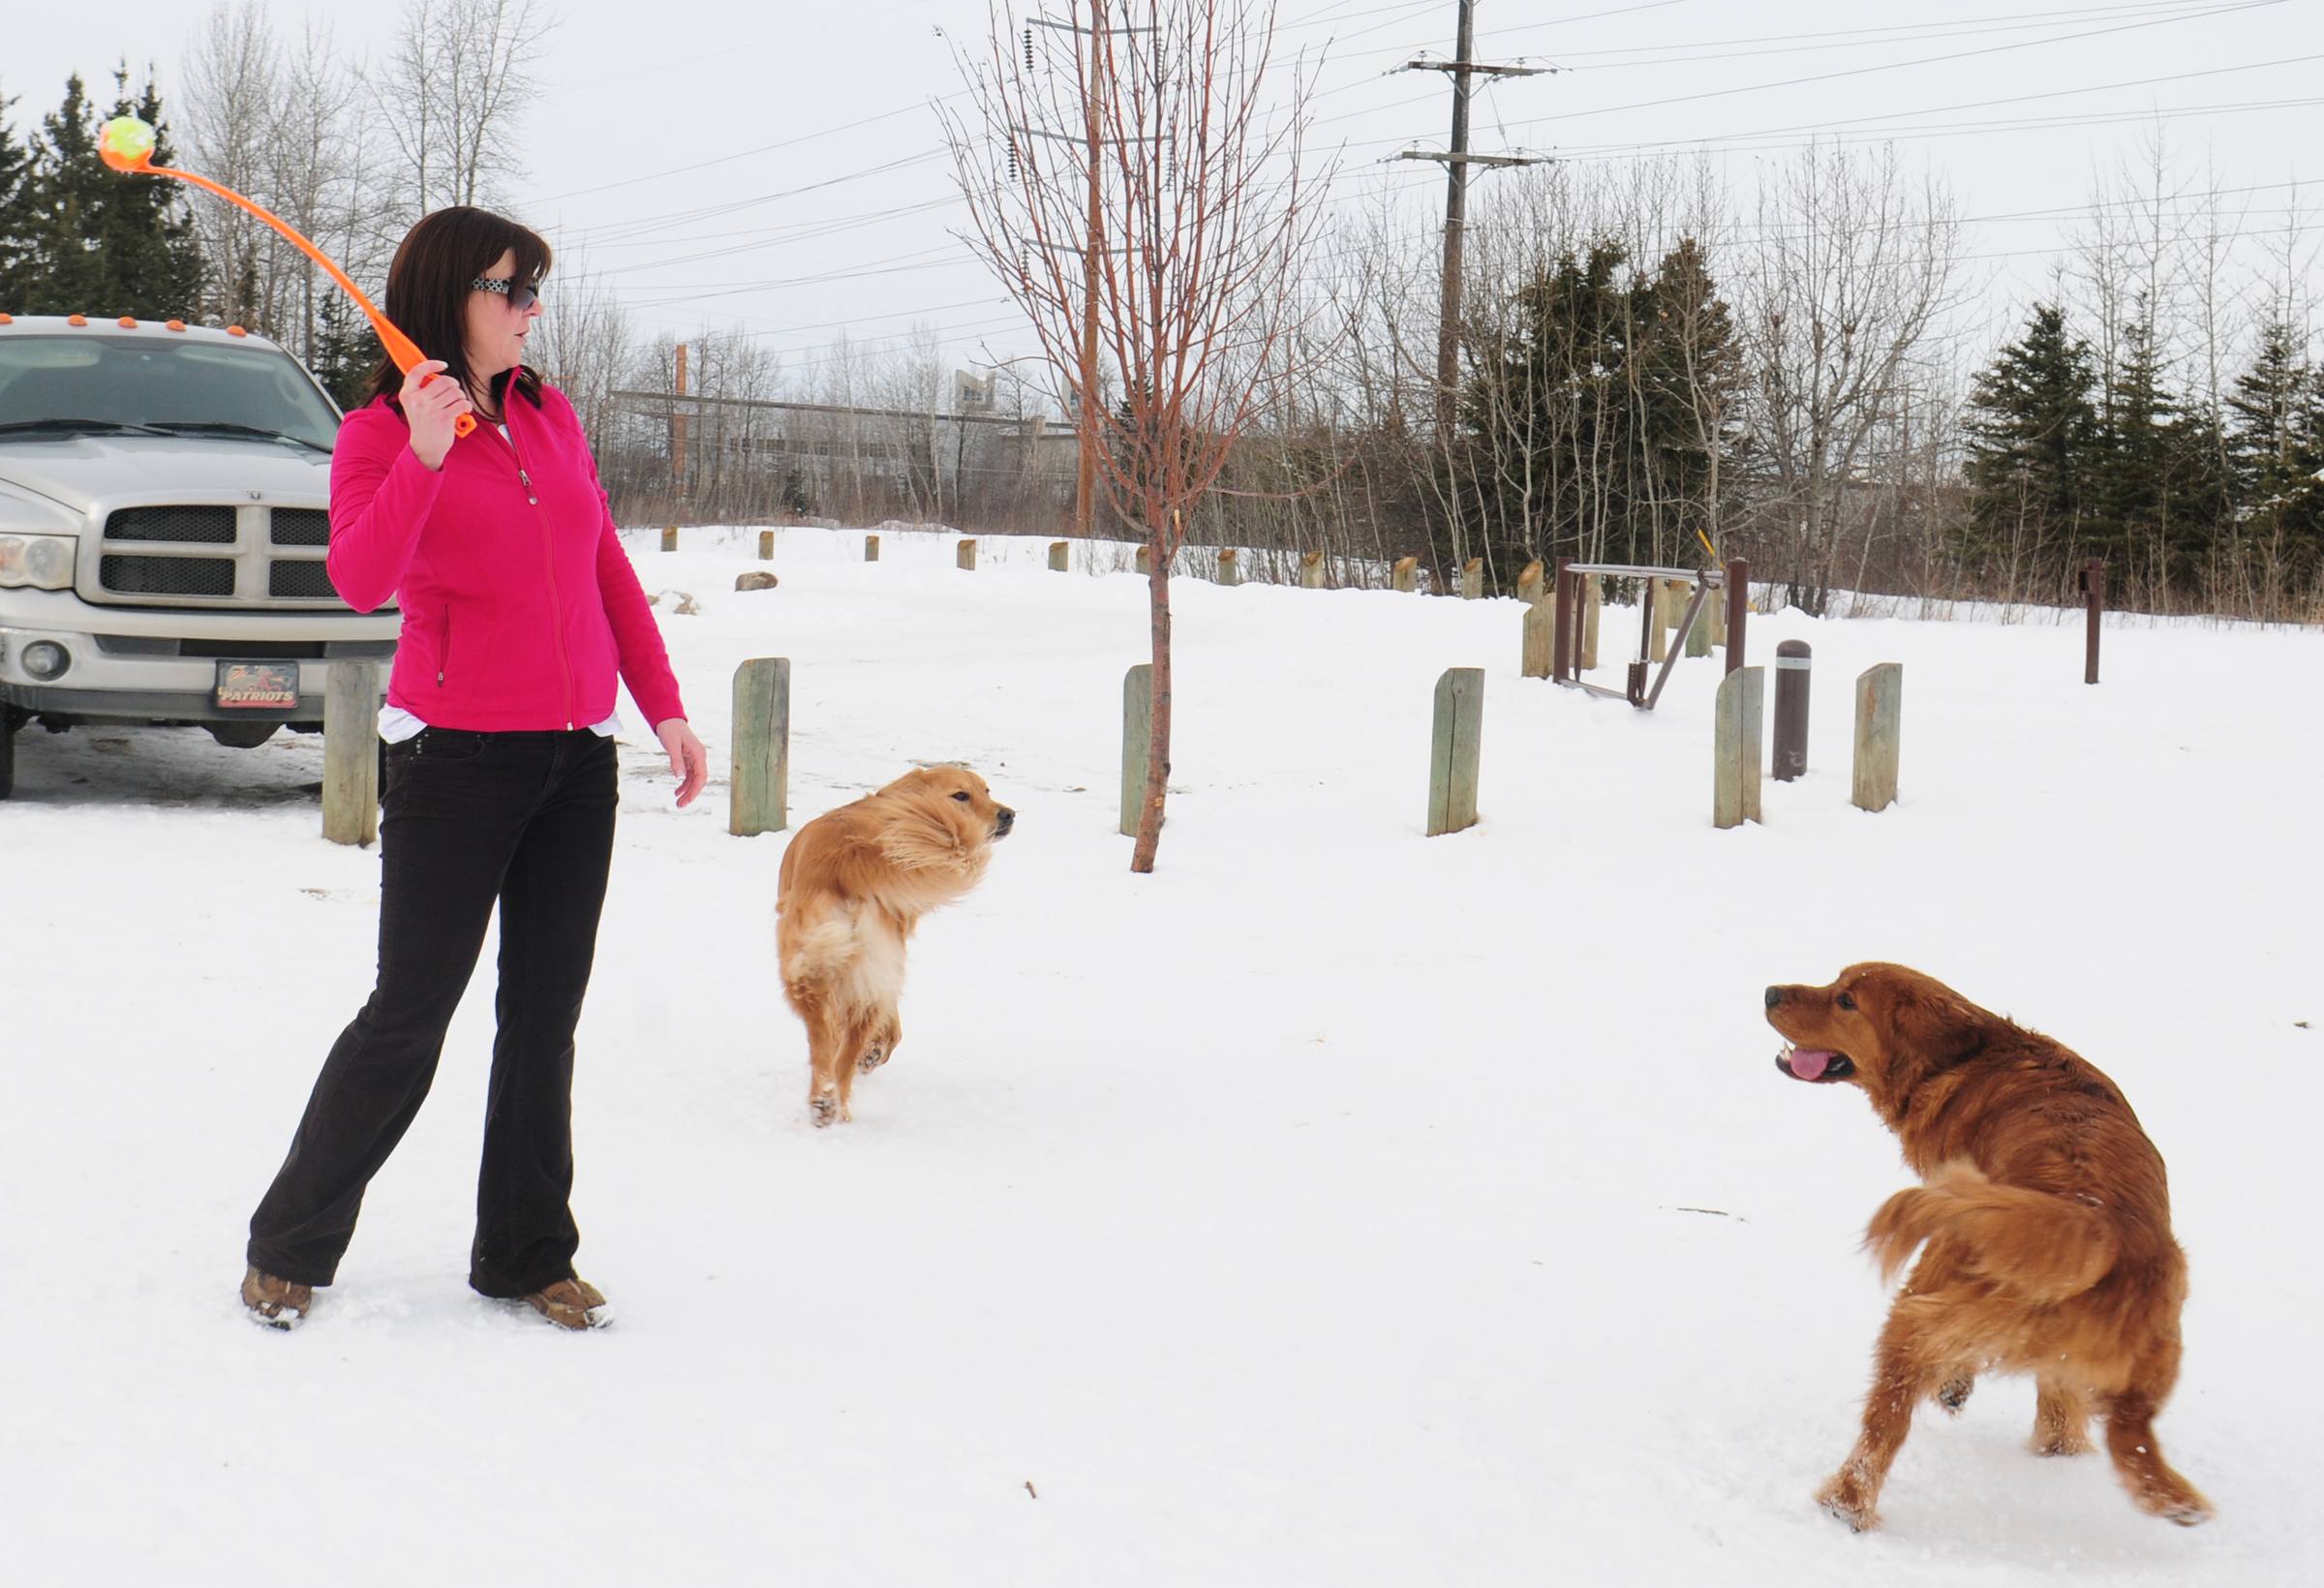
1816, 1467, 1881, 1533
857, 1045, 888, 1075
810, 1091, 839, 1128
2134, 1482, 2214, 1526
2030, 1429, 2091, 1458
1936, 1376, 1974, 1416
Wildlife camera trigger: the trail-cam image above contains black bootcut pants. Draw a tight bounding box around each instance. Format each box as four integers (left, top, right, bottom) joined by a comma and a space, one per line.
248, 726, 619, 1297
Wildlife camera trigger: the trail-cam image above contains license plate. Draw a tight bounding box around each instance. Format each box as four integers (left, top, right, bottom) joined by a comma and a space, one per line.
215, 660, 300, 710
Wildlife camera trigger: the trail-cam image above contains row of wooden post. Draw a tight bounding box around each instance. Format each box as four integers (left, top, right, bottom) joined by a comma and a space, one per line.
320, 541, 1927, 846
1712, 661, 1901, 829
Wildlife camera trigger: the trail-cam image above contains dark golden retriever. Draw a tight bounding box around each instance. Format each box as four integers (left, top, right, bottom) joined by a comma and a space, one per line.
1763, 962, 2210, 1532
776, 766, 1013, 1125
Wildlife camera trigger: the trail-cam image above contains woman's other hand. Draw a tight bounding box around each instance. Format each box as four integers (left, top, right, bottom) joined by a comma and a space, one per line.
403, 360, 472, 470
656, 718, 709, 809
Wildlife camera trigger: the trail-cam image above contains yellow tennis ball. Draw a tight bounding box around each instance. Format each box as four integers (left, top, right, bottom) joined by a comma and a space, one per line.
100, 115, 158, 171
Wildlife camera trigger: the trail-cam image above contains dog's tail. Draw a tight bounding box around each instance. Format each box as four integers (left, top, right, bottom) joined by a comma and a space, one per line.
1865, 1161, 2119, 1302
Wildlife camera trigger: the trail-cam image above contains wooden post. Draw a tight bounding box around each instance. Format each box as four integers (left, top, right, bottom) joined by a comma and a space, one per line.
321, 659, 380, 847
1136, 545, 1152, 576
758, 530, 775, 561
1427, 667, 1485, 837
660, 527, 678, 553
1049, 539, 1069, 572
1713, 664, 1764, 830
1300, 550, 1325, 590
1521, 598, 1557, 680
956, 537, 977, 571
1516, 560, 1544, 604
1852, 662, 1903, 813
1684, 582, 1712, 657
1460, 558, 1484, 599
1391, 555, 1419, 593
865, 534, 880, 562
1582, 574, 1602, 670
1708, 579, 1727, 644
1646, 579, 1667, 663
1120, 662, 1152, 838
730, 657, 791, 837
1216, 547, 1239, 586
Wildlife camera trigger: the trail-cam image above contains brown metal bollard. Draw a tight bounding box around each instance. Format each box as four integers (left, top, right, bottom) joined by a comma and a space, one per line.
1773, 640, 1811, 781
1725, 558, 1749, 676
2082, 559, 2104, 685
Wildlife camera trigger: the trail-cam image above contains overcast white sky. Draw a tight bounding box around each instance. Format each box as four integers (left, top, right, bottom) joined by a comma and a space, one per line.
9, 0, 2322, 386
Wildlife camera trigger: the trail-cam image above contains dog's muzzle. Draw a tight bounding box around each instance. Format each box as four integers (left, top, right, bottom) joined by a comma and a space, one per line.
1774, 1047, 1857, 1084
994, 806, 1016, 838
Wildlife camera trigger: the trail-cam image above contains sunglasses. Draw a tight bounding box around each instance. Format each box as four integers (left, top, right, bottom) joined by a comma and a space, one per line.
471, 275, 541, 313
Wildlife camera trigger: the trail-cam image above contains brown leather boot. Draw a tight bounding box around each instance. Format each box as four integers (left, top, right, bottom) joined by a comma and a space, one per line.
240, 1265, 312, 1329
524, 1277, 610, 1331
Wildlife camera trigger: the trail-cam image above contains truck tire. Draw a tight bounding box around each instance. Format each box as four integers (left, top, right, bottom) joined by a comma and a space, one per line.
0, 715, 16, 800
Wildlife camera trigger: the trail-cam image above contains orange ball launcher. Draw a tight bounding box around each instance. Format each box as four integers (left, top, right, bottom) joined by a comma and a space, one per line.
100, 115, 474, 438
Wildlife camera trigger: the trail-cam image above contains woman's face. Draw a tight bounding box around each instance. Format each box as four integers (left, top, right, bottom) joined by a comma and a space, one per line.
463, 248, 542, 388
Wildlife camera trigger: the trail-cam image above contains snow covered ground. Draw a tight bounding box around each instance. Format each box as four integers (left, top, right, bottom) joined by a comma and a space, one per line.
3, 523, 2319, 1584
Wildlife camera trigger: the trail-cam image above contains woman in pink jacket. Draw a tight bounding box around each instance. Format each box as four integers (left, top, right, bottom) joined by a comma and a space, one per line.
241, 207, 707, 1332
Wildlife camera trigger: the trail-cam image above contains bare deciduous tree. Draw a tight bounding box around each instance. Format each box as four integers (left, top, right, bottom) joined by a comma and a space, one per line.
380, 0, 555, 216
945, 0, 1333, 871
1738, 144, 1964, 613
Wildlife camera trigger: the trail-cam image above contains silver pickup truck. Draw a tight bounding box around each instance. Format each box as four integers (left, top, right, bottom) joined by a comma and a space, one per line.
0, 314, 396, 798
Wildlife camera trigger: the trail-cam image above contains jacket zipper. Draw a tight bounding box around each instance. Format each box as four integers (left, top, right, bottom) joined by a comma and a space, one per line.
438, 609, 452, 687
489, 415, 577, 729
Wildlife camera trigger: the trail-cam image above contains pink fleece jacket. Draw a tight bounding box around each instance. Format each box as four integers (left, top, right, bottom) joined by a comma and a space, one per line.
326, 382, 687, 732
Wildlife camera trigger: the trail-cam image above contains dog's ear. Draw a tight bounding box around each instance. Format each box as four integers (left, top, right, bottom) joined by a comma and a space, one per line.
1884, 982, 1990, 1067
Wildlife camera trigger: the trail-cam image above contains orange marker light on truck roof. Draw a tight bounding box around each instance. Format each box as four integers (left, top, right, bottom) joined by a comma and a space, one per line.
67, 314, 87, 326
118, 317, 138, 328
166, 320, 186, 331
227, 324, 247, 336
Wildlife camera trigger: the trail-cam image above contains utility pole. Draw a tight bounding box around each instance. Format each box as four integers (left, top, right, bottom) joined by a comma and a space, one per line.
672, 340, 688, 504
1395, 2, 1551, 447
1025, 3, 1153, 540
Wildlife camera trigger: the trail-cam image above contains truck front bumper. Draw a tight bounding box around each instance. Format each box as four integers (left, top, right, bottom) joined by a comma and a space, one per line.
0, 606, 395, 727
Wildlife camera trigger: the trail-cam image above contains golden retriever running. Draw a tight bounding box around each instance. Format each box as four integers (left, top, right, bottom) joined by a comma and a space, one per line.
776, 766, 1013, 1126
1764, 962, 2210, 1532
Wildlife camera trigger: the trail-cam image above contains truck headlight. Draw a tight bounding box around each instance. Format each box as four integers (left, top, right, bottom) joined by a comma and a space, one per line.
0, 534, 76, 590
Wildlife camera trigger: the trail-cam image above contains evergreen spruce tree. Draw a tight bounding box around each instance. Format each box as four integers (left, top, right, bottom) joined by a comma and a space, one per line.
19, 71, 203, 319
1961, 303, 2098, 573
2225, 319, 2324, 559
311, 290, 385, 411
2092, 306, 2229, 592
1638, 235, 1743, 557
2094, 310, 2171, 565
0, 85, 39, 302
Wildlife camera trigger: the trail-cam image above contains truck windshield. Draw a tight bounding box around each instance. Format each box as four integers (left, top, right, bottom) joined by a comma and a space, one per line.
0, 336, 342, 451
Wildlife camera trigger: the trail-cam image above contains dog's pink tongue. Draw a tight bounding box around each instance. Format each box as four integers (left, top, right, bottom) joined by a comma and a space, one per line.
1788, 1048, 1835, 1081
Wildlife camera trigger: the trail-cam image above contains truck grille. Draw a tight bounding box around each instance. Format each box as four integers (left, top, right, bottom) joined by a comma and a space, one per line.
107, 505, 240, 544
88, 504, 369, 610
101, 554, 236, 596
269, 562, 338, 598
269, 509, 331, 547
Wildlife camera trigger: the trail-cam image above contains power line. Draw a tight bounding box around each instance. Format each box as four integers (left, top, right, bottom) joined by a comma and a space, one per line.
1534, 52, 2324, 156
1498, 0, 2287, 133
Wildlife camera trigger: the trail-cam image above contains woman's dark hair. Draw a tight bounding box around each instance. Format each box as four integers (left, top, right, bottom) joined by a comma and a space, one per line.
365, 206, 551, 412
